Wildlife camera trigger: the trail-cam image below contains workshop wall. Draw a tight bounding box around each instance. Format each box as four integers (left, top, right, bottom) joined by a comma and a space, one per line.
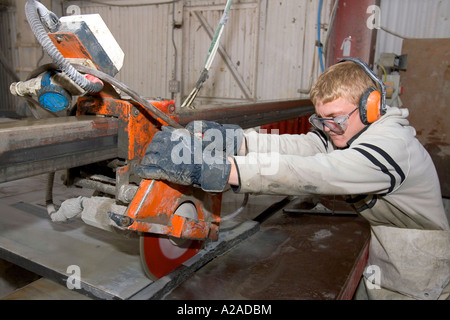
375, 0, 450, 63
58, 0, 331, 111
2, 0, 449, 115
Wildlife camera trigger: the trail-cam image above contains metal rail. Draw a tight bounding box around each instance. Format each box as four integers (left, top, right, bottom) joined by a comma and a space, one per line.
0, 116, 119, 183
177, 99, 314, 129
0, 99, 314, 184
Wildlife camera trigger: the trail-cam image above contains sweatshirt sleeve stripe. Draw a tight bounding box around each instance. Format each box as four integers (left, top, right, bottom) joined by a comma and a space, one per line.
360, 143, 405, 183
353, 147, 396, 194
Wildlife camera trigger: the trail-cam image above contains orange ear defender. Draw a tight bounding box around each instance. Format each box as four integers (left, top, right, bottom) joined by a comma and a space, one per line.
359, 87, 381, 124
339, 57, 386, 125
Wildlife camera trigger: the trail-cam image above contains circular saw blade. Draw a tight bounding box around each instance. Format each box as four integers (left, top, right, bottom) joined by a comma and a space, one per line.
139, 202, 204, 280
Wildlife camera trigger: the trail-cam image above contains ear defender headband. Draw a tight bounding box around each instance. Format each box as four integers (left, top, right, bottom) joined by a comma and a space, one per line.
339, 57, 386, 124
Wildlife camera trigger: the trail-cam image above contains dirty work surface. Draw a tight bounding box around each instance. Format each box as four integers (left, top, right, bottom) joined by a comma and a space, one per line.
0, 173, 370, 300
0, 174, 273, 300
165, 199, 371, 300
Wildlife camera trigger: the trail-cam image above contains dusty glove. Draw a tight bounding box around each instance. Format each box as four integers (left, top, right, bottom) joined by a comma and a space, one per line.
134, 126, 231, 192
185, 120, 244, 156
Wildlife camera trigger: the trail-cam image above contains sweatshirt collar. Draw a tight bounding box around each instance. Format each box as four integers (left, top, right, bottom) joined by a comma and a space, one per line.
346, 125, 370, 148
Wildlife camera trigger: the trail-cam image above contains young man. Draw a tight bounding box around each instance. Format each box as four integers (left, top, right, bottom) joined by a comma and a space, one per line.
135, 58, 449, 300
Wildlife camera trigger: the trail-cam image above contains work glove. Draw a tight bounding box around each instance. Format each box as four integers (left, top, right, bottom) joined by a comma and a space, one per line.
185, 120, 244, 156
134, 125, 231, 192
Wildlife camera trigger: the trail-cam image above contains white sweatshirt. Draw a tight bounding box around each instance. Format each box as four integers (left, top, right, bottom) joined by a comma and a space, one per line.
232, 106, 450, 299
233, 106, 449, 231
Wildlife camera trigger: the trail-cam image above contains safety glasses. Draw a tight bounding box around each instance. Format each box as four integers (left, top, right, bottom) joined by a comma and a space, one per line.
308, 106, 359, 134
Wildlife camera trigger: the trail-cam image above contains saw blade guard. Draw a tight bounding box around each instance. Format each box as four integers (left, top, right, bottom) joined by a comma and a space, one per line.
122, 179, 222, 242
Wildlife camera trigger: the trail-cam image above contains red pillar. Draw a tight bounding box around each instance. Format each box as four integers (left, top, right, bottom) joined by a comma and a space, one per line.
326, 0, 379, 67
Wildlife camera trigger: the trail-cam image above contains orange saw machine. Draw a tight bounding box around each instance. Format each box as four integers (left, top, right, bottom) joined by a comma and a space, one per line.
7, 0, 224, 280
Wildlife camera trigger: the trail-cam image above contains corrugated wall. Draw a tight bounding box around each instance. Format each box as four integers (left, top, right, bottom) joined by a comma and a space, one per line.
257, 0, 324, 101
59, 0, 331, 111
375, 0, 450, 62
2, 0, 450, 114
2, 0, 332, 113
182, 1, 260, 104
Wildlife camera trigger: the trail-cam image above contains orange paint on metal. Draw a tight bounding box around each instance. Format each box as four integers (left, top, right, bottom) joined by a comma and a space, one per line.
167, 215, 210, 239
128, 220, 172, 235
125, 179, 222, 240
126, 180, 183, 221
169, 214, 185, 237
74, 72, 221, 242
48, 33, 97, 68
180, 217, 210, 239
77, 95, 177, 160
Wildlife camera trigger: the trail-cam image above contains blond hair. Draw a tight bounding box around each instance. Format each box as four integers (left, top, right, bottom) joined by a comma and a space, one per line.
310, 61, 377, 106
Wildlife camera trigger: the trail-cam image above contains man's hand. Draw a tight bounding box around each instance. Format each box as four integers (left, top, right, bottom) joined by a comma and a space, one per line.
134, 125, 232, 192
134, 126, 198, 186
185, 120, 244, 156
